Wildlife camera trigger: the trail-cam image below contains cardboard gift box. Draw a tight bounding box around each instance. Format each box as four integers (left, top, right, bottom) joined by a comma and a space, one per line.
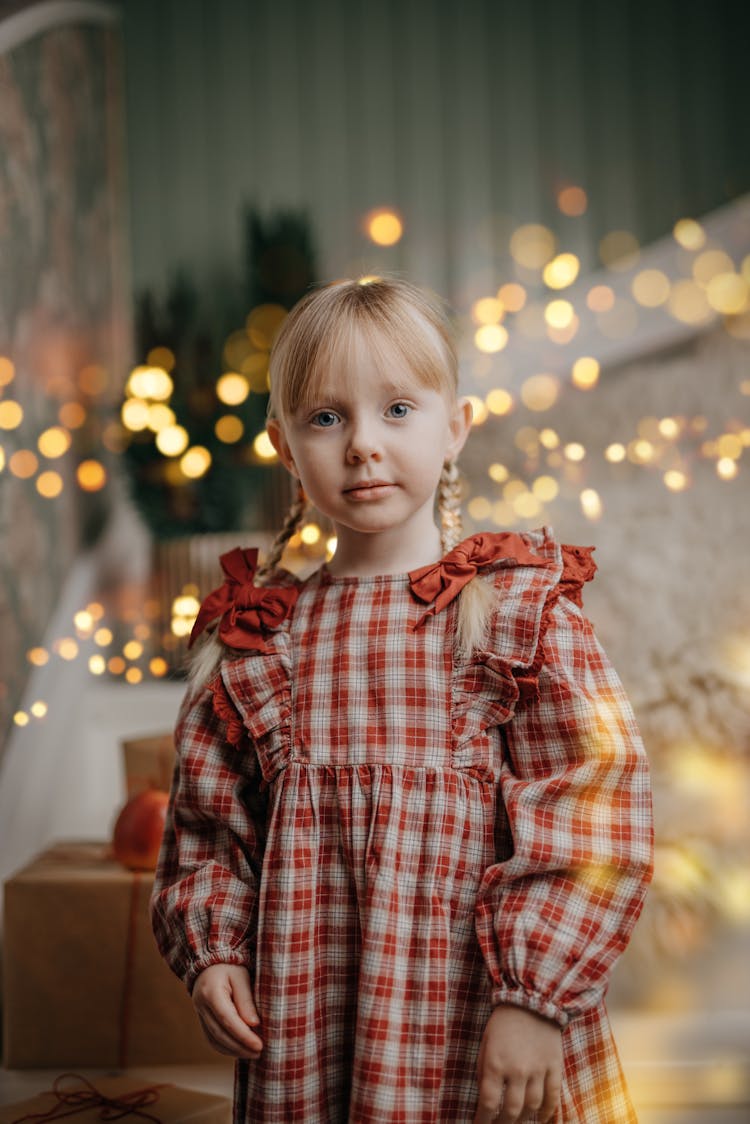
2, 842, 227, 1068
121, 733, 175, 798
0, 1074, 232, 1122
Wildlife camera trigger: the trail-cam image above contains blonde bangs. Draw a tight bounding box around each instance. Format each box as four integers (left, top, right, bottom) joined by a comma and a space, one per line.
268, 277, 458, 420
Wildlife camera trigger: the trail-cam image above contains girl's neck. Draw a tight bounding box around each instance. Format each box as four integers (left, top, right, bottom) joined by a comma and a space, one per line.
326, 521, 444, 578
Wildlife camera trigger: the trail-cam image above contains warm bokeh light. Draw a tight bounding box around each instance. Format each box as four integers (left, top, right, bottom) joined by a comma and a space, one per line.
78, 365, 108, 397
252, 430, 278, 459
557, 185, 588, 216
300, 523, 321, 545
664, 469, 689, 492
717, 457, 739, 480
27, 647, 49, 667
13, 711, 30, 727
668, 279, 713, 325
564, 442, 586, 462
94, 627, 113, 646
580, 488, 603, 520
147, 346, 175, 372
146, 403, 175, 433
30, 700, 48, 718
89, 654, 106, 675
706, 272, 749, 315
586, 285, 615, 312
474, 324, 508, 353
468, 496, 492, 521
539, 428, 559, 449
216, 372, 250, 406
125, 667, 143, 685
10, 450, 38, 478
180, 446, 212, 479
365, 208, 403, 246
121, 398, 150, 431
108, 656, 126, 675
658, 417, 681, 439
543, 253, 580, 289
544, 300, 574, 329
673, 217, 706, 250
77, 460, 107, 491
0, 400, 23, 429
149, 657, 169, 677
692, 249, 734, 287
631, 269, 671, 308
605, 443, 626, 463
532, 475, 559, 502
472, 297, 505, 325
215, 415, 245, 443
36, 471, 64, 498
571, 357, 600, 389
496, 282, 526, 312
59, 401, 87, 429
245, 304, 287, 351
126, 365, 173, 401
488, 462, 509, 483
509, 223, 557, 270
485, 389, 513, 416
123, 640, 143, 660
38, 426, 72, 458
0, 356, 15, 386
156, 424, 190, 457
520, 374, 560, 411
55, 638, 79, 660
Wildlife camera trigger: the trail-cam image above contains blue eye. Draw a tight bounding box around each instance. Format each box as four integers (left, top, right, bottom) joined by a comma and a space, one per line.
312, 410, 339, 428
388, 402, 411, 419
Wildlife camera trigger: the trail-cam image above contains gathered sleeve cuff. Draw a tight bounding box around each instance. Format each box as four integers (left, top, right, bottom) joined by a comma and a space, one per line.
150, 673, 266, 993
474, 592, 654, 1028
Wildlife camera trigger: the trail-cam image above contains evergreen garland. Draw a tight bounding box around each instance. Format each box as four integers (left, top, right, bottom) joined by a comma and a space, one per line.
121, 208, 317, 538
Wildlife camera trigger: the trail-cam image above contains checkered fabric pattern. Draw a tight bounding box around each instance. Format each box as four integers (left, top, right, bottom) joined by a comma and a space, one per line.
151, 528, 653, 1123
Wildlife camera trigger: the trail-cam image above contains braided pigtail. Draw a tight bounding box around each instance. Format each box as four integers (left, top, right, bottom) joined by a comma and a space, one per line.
188, 486, 308, 688
255, 484, 308, 584
438, 460, 497, 659
438, 459, 464, 553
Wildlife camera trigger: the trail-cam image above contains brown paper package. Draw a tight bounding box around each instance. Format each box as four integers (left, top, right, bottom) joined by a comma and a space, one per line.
121, 733, 175, 798
2, 842, 230, 1069
0, 1075, 231, 1123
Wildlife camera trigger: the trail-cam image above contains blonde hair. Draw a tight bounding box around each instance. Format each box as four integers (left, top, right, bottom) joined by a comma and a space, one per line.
191, 276, 494, 685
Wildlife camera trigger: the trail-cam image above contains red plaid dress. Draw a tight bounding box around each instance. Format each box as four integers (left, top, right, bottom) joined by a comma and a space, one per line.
152, 528, 653, 1123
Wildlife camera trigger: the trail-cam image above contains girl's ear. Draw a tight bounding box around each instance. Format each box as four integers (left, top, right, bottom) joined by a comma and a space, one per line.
446, 396, 474, 460
266, 419, 299, 478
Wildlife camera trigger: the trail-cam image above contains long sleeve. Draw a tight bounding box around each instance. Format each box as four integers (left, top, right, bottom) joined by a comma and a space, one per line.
150, 674, 266, 993
474, 593, 654, 1028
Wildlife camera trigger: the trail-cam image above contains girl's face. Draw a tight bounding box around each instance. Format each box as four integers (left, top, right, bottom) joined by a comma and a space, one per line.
267, 339, 472, 553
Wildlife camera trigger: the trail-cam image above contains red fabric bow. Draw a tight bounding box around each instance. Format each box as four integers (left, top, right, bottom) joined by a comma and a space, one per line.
188, 547, 298, 652
408, 532, 549, 628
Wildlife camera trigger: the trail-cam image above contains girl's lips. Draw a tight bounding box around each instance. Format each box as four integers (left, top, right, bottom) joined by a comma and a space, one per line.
343, 482, 396, 501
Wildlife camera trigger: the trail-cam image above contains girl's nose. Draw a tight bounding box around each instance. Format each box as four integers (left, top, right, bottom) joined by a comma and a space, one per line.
345, 419, 382, 463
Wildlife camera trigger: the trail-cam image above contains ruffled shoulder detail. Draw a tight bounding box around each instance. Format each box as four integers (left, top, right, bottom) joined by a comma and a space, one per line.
558, 543, 597, 607
452, 529, 595, 752
216, 628, 294, 784
206, 672, 247, 748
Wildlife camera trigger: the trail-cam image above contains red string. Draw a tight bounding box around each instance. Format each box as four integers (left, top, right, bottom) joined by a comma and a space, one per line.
11, 1072, 167, 1122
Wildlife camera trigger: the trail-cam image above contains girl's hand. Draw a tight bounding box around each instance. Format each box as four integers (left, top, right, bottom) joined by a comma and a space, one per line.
191, 963, 264, 1059
473, 1005, 562, 1123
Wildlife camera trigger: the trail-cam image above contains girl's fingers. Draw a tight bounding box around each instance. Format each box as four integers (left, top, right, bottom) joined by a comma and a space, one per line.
197, 1003, 263, 1058
539, 1070, 562, 1122
230, 969, 261, 1027
495, 1077, 526, 1123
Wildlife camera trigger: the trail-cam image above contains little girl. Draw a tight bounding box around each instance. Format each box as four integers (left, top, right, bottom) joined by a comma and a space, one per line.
151, 277, 653, 1123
